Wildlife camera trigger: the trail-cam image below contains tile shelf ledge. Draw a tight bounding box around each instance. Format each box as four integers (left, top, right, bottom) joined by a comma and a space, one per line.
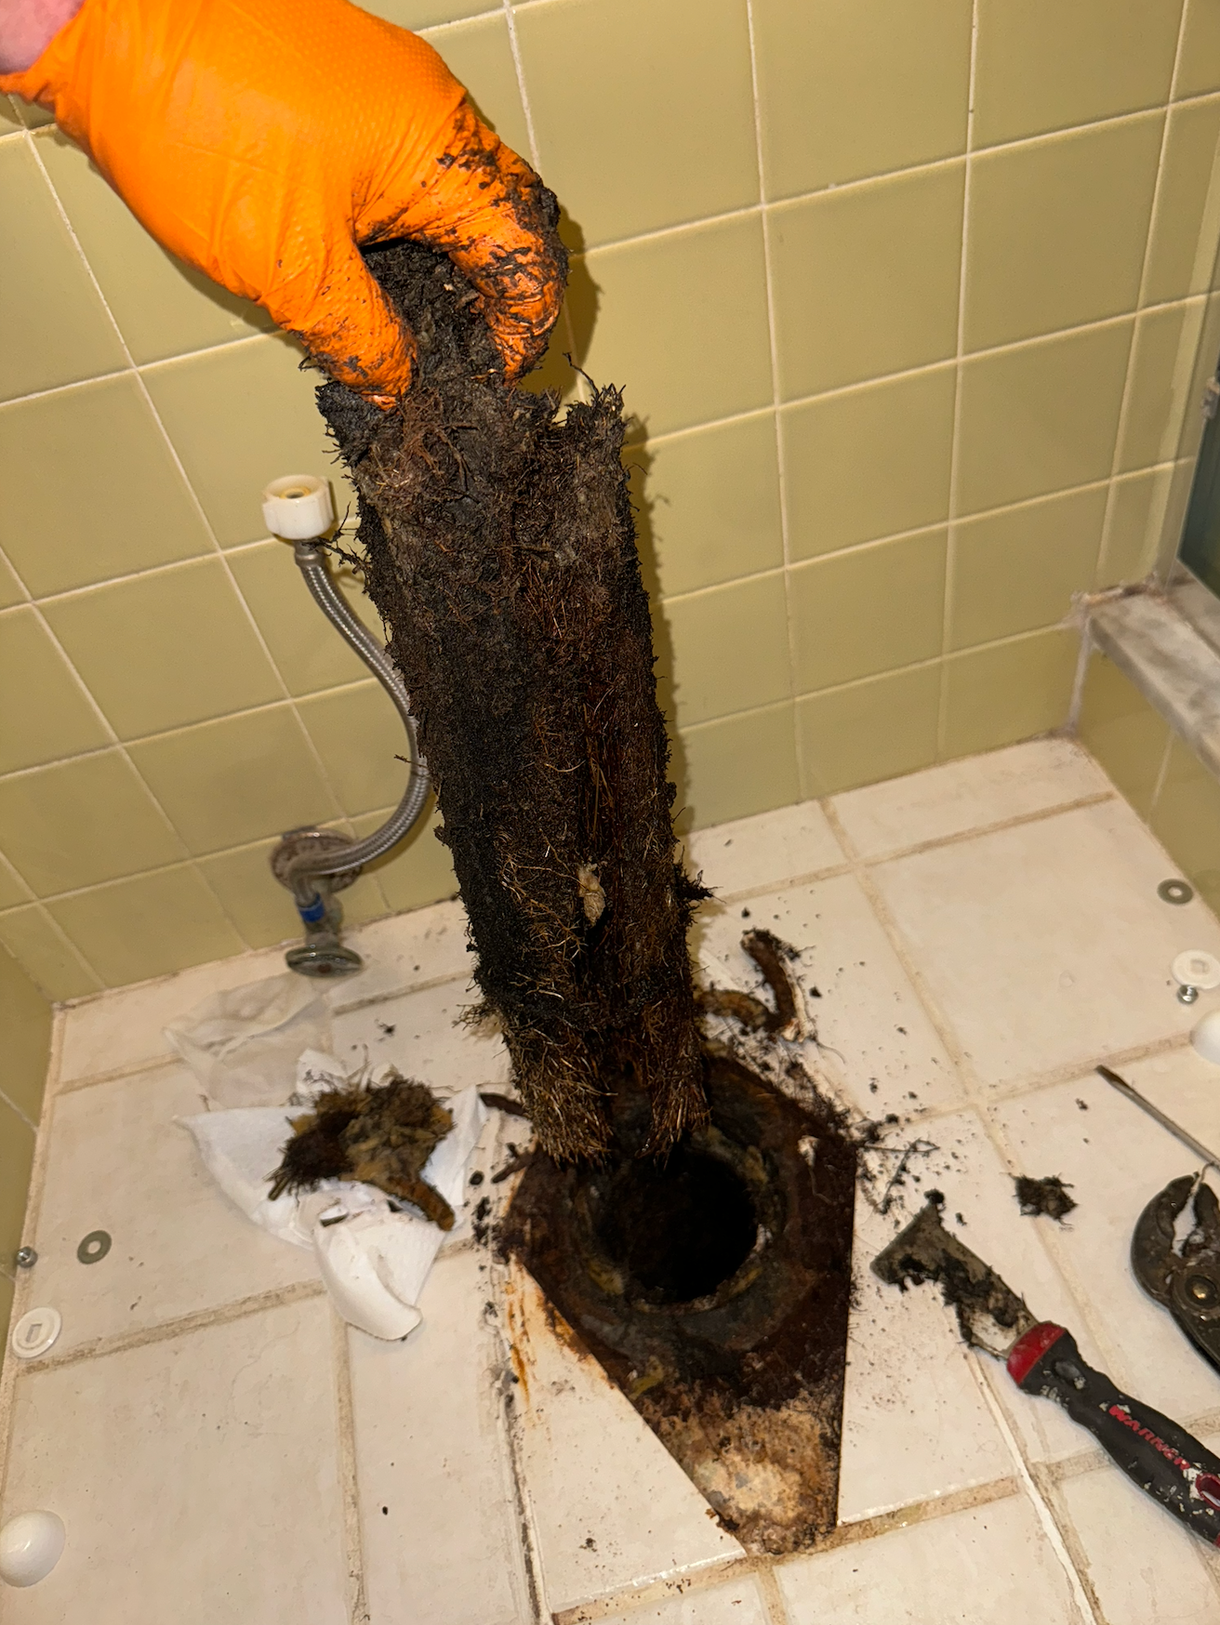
1087, 576, 1220, 784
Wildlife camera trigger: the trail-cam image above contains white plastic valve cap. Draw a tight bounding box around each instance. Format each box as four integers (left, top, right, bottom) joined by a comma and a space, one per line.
1173, 949, 1220, 991
0, 1512, 65, 1587
261, 474, 334, 540
1193, 1008, 1220, 1066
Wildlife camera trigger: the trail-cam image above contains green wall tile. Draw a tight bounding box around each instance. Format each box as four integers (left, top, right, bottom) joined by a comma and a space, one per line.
575, 216, 772, 438
128, 707, 340, 855
965, 117, 1161, 352
677, 702, 799, 832
359, 0, 493, 31
43, 558, 283, 739
517, 0, 757, 249
48, 866, 245, 986
36, 130, 273, 366
949, 485, 1107, 651
782, 367, 955, 560
0, 608, 109, 774
0, 552, 25, 610
1178, 0, 1220, 99
0, 751, 185, 895
421, 12, 530, 160
0, 905, 101, 1000
0, 942, 52, 1121
0, 1098, 35, 1268
228, 541, 385, 697
973, 0, 1180, 146
1144, 97, 1220, 307
1100, 464, 1184, 584
1077, 651, 1172, 818
199, 834, 389, 950
752, 0, 970, 199
142, 335, 345, 548
956, 323, 1132, 514
942, 626, 1078, 757
1150, 737, 1220, 913
0, 374, 213, 596
790, 530, 947, 693
628, 416, 783, 598
297, 682, 412, 818
357, 803, 459, 914
1120, 302, 1201, 473
0, 853, 31, 911
770, 163, 964, 399
0, 140, 126, 402
660, 573, 791, 727
798, 662, 941, 798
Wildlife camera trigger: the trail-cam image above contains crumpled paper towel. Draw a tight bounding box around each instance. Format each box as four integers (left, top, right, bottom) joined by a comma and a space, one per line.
179, 1048, 488, 1339
164, 975, 332, 1108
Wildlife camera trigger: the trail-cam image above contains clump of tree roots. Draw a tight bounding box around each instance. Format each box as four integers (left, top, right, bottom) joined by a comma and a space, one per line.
314, 216, 708, 1162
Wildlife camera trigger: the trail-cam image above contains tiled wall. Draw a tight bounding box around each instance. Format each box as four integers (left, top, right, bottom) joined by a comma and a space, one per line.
0, 945, 51, 1317
1078, 649, 1220, 911
4, 0, 1220, 1000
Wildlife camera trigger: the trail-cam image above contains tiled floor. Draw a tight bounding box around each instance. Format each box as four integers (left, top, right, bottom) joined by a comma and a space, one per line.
5, 735, 1220, 1622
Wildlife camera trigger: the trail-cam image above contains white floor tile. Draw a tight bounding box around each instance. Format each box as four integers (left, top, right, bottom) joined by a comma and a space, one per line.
840, 1103, 1104, 1517
597, 1575, 770, 1625
839, 1187, 1013, 1524
350, 1249, 528, 1625
1058, 1458, 1220, 1625
829, 738, 1109, 861
778, 1494, 1085, 1624
693, 872, 965, 1121
331, 978, 512, 1096
0, 1298, 349, 1625
342, 898, 473, 1004
23, 1064, 318, 1355
57, 944, 288, 1086
992, 1058, 1220, 1425
685, 801, 844, 897
870, 800, 1220, 1092
505, 1264, 741, 1613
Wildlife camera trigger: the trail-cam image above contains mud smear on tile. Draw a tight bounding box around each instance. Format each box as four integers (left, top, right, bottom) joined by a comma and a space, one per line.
501, 939, 857, 1556
316, 234, 707, 1165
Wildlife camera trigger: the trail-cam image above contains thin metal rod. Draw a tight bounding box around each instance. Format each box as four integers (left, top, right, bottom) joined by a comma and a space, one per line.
1097, 1064, 1220, 1168
286, 539, 430, 893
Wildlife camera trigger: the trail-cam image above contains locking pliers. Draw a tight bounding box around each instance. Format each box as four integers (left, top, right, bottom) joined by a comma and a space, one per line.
1132, 1174, 1220, 1375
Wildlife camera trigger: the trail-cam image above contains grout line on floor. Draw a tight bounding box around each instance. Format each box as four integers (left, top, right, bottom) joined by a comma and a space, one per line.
752, 1562, 794, 1625
332, 1315, 371, 1625
15, 1276, 326, 1376
49, 966, 475, 1097
967, 1354, 1101, 1623
849, 790, 1118, 871
490, 1255, 551, 1624
550, 1477, 1023, 1624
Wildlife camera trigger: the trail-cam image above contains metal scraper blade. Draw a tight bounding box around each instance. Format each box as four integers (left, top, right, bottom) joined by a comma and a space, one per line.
872, 1196, 1037, 1359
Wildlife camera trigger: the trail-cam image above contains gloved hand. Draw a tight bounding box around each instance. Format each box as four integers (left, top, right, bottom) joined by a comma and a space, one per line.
1, 0, 566, 402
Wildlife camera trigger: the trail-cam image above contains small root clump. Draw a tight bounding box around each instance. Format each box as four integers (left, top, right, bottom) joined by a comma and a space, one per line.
269, 1072, 455, 1230
315, 229, 707, 1162
1014, 1174, 1077, 1224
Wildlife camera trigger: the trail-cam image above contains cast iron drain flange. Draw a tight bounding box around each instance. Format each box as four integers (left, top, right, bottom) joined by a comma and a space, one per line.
503, 1052, 856, 1555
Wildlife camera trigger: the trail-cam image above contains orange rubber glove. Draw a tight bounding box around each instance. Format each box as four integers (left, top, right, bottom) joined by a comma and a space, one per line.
1, 0, 565, 401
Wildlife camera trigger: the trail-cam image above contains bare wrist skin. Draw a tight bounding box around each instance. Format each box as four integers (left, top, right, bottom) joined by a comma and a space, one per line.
0, 0, 83, 73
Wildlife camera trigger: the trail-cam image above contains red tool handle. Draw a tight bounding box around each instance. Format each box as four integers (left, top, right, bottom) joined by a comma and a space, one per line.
1008, 1323, 1220, 1544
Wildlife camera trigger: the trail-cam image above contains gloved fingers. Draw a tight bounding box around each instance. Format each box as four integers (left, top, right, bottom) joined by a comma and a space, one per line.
366, 100, 567, 382
263, 234, 419, 403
